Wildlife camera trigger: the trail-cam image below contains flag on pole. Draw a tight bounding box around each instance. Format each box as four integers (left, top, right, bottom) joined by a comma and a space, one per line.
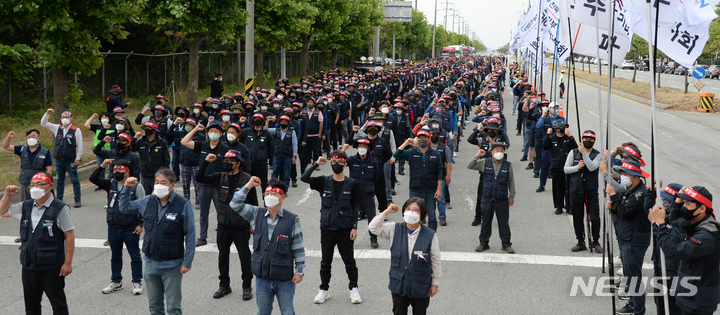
560, 0, 633, 65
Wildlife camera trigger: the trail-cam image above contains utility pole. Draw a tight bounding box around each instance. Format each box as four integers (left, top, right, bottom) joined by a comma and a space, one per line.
244, 0, 255, 94
432, 0, 438, 59
444, 1, 448, 29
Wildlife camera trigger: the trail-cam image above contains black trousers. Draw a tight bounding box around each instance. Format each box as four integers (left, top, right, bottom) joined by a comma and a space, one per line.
474, 174, 484, 221
569, 192, 601, 243
306, 136, 322, 163
534, 140, 542, 175
550, 169, 568, 210
479, 198, 511, 247
22, 267, 69, 315
319, 228, 358, 291
375, 164, 389, 211
217, 225, 253, 290
249, 163, 268, 192
392, 293, 430, 315
360, 196, 377, 239
516, 112, 525, 133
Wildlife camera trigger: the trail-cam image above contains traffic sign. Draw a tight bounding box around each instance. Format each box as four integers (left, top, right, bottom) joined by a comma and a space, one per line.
693, 67, 706, 79
694, 80, 705, 91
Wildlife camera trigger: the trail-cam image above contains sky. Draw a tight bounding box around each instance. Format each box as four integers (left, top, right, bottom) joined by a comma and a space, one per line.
413, 0, 720, 50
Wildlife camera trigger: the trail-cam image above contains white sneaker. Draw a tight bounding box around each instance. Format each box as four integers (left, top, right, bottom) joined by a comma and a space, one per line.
616, 268, 624, 276
350, 287, 362, 304
314, 290, 329, 304
453, 152, 458, 157
102, 282, 122, 294
614, 255, 622, 265
132, 282, 143, 295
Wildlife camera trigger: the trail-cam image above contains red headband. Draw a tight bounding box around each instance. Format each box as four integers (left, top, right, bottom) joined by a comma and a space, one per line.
664, 186, 678, 196
623, 146, 646, 167
685, 187, 713, 210
113, 165, 129, 171
620, 162, 650, 178
331, 157, 346, 163
265, 186, 285, 196
582, 132, 596, 138
31, 173, 52, 184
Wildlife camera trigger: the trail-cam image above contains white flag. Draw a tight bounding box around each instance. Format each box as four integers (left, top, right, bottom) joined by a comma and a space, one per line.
560, 18, 631, 65
631, 16, 712, 68
683, 0, 718, 27
623, 0, 681, 29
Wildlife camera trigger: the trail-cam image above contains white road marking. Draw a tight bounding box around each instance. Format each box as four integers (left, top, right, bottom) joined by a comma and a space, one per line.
0, 236, 653, 269
295, 187, 312, 206
464, 194, 475, 210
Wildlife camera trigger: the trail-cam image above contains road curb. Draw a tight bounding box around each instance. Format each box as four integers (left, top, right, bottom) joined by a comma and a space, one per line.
0, 161, 99, 203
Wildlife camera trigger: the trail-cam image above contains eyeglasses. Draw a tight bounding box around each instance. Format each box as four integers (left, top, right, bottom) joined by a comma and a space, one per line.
29, 183, 49, 189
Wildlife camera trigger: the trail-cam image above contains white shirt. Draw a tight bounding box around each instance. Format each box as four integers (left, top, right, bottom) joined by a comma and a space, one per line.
41, 113, 84, 161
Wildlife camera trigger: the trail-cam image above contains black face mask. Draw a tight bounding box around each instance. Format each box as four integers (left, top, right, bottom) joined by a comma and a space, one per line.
154, 111, 163, 118
487, 130, 498, 138
246, 108, 254, 113
583, 141, 595, 149
116, 143, 127, 151
367, 128, 379, 136
113, 172, 126, 181
280, 123, 288, 129
157, 100, 163, 105
252, 120, 263, 126
145, 129, 155, 136
177, 112, 185, 118
431, 136, 440, 143
331, 164, 344, 174
223, 161, 236, 173
681, 206, 700, 221
557, 127, 566, 134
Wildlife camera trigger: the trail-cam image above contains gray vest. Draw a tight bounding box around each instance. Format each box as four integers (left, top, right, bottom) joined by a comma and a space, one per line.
19, 146, 49, 186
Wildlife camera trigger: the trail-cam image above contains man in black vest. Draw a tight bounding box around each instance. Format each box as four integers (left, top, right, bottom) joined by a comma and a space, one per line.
0, 173, 75, 315
430, 127, 453, 227
180, 120, 229, 247
41, 109, 83, 208
90, 159, 145, 295
304, 98, 324, 166
268, 115, 298, 191
118, 169, 196, 315
241, 113, 273, 191
301, 151, 363, 305
210, 73, 224, 98
131, 122, 170, 196
468, 142, 516, 254
467, 121, 506, 227
135, 105, 171, 143
393, 130, 443, 231
542, 118, 577, 215
342, 138, 381, 248
2, 129, 53, 201
94, 132, 141, 178
197, 150, 257, 301
106, 85, 130, 113
564, 130, 603, 252
230, 177, 306, 315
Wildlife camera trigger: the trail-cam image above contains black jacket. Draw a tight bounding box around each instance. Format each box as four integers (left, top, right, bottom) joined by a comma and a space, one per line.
196, 160, 258, 229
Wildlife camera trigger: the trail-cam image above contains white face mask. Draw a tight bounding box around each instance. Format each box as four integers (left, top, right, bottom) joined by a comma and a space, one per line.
264, 195, 280, 208
262, 93, 268, 98
403, 211, 421, 224
222, 115, 230, 122
261, 106, 268, 111
277, 94, 284, 100
226, 133, 237, 142
620, 175, 633, 187
115, 124, 125, 131
61, 118, 71, 126
193, 108, 201, 114
212, 104, 219, 109
27, 138, 38, 147
328, 98, 334, 103
273, 104, 280, 109
30, 187, 48, 200
185, 125, 194, 132
101, 119, 109, 125
493, 152, 504, 160
153, 184, 170, 198
431, 124, 440, 129
358, 147, 368, 156
381, 108, 389, 114
219, 78, 223, 82
397, 110, 403, 115
371, 84, 375, 87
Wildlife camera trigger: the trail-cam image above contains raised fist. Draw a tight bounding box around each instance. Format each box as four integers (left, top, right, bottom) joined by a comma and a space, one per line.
5, 185, 19, 196
316, 156, 327, 165
7, 131, 16, 138
103, 136, 112, 143
386, 204, 399, 213
124, 177, 139, 188
46, 109, 54, 115
205, 153, 217, 162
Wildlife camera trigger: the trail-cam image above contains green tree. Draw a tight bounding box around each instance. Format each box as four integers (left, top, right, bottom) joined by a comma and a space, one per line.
497, 44, 510, 53
325, 0, 383, 64
0, 44, 36, 86
0, 0, 136, 120
401, 9, 429, 57
299, 0, 349, 77
144, 0, 245, 108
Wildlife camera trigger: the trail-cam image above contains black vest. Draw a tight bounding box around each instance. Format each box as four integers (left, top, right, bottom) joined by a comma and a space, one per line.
19, 198, 67, 270
19, 146, 49, 186
348, 154, 377, 196
199, 140, 228, 176
409, 148, 441, 192
106, 181, 141, 228
548, 134, 571, 171
251, 208, 297, 281
567, 149, 600, 194
433, 143, 448, 177
244, 129, 271, 164
53, 126, 78, 160
482, 158, 511, 201
307, 110, 320, 135
319, 177, 356, 230
142, 195, 187, 261
137, 137, 167, 177
272, 127, 294, 159
216, 172, 251, 229
370, 137, 388, 163
388, 223, 434, 299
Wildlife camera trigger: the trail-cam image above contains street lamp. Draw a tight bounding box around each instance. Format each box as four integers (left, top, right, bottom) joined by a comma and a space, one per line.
440, 1, 454, 29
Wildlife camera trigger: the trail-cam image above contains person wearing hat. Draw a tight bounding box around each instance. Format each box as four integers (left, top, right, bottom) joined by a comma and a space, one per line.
239, 113, 273, 192
190, 102, 209, 127
41, 108, 84, 208
543, 118, 577, 215
429, 127, 453, 227
210, 73, 224, 98
467, 121, 507, 226
84, 113, 116, 183
169, 106, 191, 178
605, 160, 650, 315
604, 144, 646, 193
392, 103, 412, 176
94, 132, 142, 179
301, 151, 363, 304
203, 98, 225, 120
136, 104, 171, 143
197, 150, 257, 301
468, 142, 516, 253
90, 159, 145, 296
303, 97, 324, 166
230, 104, 246, 124
342, 137, 381, 248
107, 85, 130, 113
230, 176, 306, 314
521, 92, 541, 169
267, 115, 298, 190
131, 121, 171, 196
393, 130, 443, 231
0, 173, 76, 315
2, 129, 53, 202
154, 94, 174, 118
564, 130, 603, 252
168, 117, 204, 209
559, 70, 565, 99
180, 120, 229, 246
650, 185, 720, 315
222, 123, 251, 169
357, 113, 397, 202
534, 102, 556, 186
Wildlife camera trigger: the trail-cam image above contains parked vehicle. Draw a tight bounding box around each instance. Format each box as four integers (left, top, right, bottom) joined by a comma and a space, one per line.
706, 65, 720, 79
665, 61, 678, 74
674, 66, 687, 75
582, 57, 590, 63
620, 60, 635, 69
636, 61, 649, 71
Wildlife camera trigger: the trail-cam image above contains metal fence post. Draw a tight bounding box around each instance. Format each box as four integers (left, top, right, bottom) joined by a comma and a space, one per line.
179, 54, 183, 90
43, 67, 47, 109
9, 76, 12, 112
146, 58, 150, 95
125, 51, 133, 96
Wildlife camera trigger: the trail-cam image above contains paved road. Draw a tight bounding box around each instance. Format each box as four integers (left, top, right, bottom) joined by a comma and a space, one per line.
1, 83, 718, 314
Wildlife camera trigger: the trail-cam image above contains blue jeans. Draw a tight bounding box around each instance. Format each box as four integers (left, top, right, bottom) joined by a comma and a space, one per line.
619, 241, 648, 314
256, 277, 295, 315
55, 159, 80, 202
437, 180, 447, 219
108, 226, 142, 283
144, 264, 183, 315
271, 157, 292, 190
523, 127, 533, 158
409, 190, 437, 231
95, 155, 106, 179
513, 96, 520, 113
